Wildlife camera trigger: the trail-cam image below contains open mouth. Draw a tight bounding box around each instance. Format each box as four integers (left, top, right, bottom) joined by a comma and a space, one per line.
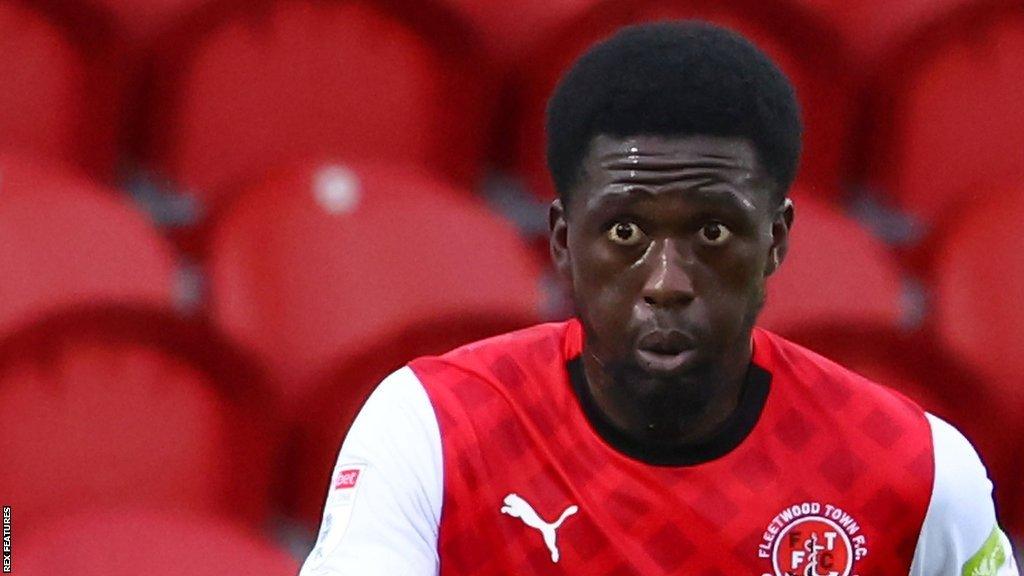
635, 331, 697, 372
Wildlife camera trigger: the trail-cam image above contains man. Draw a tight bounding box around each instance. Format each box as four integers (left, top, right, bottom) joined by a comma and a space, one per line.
300, 21, 1018, 575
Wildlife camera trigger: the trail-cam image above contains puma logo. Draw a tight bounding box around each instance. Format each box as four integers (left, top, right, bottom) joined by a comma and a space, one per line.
500, 493, 579, 563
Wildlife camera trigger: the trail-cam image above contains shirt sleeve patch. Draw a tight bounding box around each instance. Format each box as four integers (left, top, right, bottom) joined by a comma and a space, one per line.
962, 525, 1009, 576
307, 462, 368, 570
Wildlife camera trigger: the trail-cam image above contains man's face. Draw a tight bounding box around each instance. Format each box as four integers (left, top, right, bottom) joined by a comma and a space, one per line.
551, 134, 792, 415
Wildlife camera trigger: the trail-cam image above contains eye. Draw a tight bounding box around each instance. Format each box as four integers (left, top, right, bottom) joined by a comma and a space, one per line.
606, 221, 645, 246
698, 222, 732, 246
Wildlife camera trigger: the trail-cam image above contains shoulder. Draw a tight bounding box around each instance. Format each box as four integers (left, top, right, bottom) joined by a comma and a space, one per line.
408, 320, 578, 387
756, 328, 929, 421
910, 414, 1019, 575
922, 413, 995, 539
342, 365, 440, 455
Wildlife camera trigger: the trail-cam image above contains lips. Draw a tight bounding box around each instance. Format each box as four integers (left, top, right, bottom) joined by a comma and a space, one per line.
637, 330, 693, 355
635, 330, 698, 373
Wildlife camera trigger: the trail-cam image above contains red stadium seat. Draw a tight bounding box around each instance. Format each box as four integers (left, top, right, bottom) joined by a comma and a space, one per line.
503, 0, 856, 201
0, 0, 123, 181
206, 159, 544, 407
284, 317, 538, 531
860, 1, 1024, 228
931, 189, 1024, 408
136, 0, 493, 212
0, 305, 281, 531
93, 0, 212, 41
758, 190, 905, 334
17, 507, 298, 575
437, 0, 599, 68
0, 154, 177, 334
929, 189, 1024, 539
798, 0, 983, 73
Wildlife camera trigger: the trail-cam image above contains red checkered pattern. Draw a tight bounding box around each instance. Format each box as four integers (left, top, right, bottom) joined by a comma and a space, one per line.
410, 320, 933, 574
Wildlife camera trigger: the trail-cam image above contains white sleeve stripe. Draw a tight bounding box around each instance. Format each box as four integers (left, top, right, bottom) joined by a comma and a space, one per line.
299, 366, 443, 576
909, 413, 1017, 575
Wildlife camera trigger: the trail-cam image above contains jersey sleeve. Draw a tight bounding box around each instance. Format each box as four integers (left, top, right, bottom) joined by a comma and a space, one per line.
909, 413, 1019, 576
299, 366, 443, 576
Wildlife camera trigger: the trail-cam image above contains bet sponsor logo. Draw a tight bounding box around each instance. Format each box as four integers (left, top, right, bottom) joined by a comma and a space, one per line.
303, 463, 367, 570
330, 466, 364, 507
334, 468, 361, 490
758, 501, 868, 576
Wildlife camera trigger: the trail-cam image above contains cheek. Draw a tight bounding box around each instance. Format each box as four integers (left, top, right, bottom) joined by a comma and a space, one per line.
569, 239, 638, 333
696, 245, 768, 309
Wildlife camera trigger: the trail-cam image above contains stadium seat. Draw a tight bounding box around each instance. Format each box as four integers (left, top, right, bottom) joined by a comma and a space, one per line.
859, 1, 1024, 228
798, 0, 982, 73
284, 317, 539, 531
93, 0, 212, 41
503, 0, 856, 201
928, 189, 1024, 538
135, 0, 493, 212
206, 159, 544, 407
757, 190, 906, 334
930, 189, 1024, 410
0, 153, 177, 334
0, 305, 281, 531
0, 0, 123, 181
437, 0, 599, 68
16, 507, 298, 575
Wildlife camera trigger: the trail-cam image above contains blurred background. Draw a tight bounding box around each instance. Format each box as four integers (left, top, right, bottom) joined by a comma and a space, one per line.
0, 0, 1021, 573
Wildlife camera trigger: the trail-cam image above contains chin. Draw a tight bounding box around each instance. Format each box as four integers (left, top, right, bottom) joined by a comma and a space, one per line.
606, 358, 716, 420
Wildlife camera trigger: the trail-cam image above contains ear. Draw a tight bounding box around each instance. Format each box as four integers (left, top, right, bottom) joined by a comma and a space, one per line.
549, 198, 572, 281
764, 197, 794, 277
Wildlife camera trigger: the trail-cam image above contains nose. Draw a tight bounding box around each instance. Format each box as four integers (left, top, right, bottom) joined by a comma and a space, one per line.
642, 239, 695, 308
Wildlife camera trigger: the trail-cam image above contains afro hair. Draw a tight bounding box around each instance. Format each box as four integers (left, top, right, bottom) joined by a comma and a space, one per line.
545, 20, 802, 207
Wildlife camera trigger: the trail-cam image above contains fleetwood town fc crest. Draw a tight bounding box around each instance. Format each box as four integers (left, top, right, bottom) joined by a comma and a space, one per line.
758, 502, 869, 576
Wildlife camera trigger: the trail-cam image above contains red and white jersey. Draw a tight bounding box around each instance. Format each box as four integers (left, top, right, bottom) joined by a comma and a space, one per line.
300, 320, 1018, 575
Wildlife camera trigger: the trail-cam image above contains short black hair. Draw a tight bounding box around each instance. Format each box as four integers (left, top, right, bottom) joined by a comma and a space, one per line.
546, 21, 802, 207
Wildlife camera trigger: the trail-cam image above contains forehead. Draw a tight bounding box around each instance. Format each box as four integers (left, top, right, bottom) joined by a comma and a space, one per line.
570, 134, 772, 214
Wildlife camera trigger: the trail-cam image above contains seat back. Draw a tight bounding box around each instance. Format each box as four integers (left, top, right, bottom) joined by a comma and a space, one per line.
137, 0, 492, 210
931, 189, 1024, 392
17, 507, 298, 575
861, 1, 1024, 226
207, 159, 544, 404
0, 0, 122, 180
0, 305, 281, 530
759, 191, 905, 333
0, 154, 177, 333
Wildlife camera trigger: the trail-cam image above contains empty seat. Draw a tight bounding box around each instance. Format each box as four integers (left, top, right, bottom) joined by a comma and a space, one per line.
931, 189, 1024, 403
0, 0, 123, 180
93, 0, 213, 42
284, 317, 538, 531
437, 0, 600, 68
797, 0, 983, 73
17, 507, 298, 575
136, 0, 493, 212
0, 305, 281, 531
758, 190, 906, 333
0, 153, 177, 334
860, 2, 1024, 228
928, 189, 1024, 539
503, 0, 856, 201
207, 159, 544, 407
